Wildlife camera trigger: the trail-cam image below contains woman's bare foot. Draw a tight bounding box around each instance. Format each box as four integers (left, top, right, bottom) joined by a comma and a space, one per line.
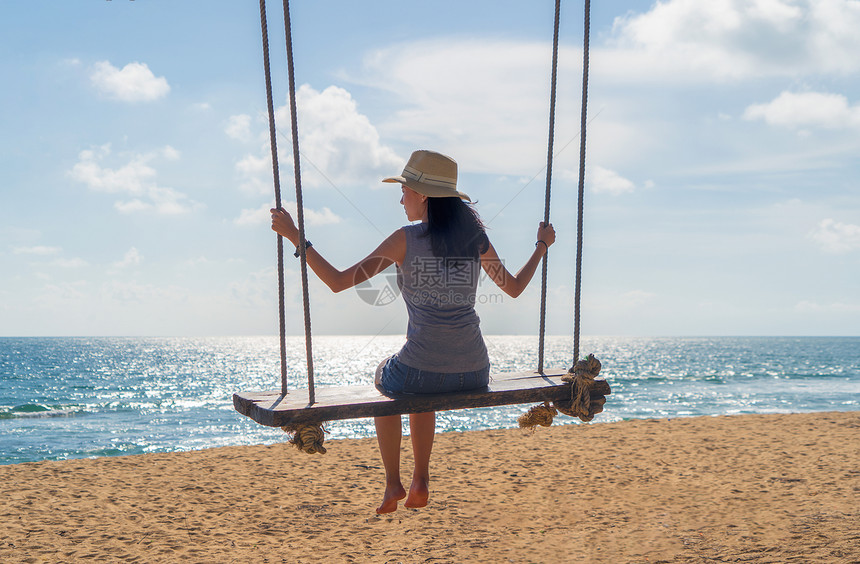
404, 477, 429, 509
376, 483, 406, 514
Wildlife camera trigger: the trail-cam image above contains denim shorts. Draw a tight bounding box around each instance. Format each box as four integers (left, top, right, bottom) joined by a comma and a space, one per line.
375, 355, 490, 395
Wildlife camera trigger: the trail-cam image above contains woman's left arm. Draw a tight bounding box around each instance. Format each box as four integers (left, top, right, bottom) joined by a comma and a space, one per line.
480, 221, 555, 298
271, 208, 405, 293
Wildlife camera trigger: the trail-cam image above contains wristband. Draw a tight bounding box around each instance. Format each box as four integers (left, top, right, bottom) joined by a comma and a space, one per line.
294, 240, 313, 258
536, 240, 548, 250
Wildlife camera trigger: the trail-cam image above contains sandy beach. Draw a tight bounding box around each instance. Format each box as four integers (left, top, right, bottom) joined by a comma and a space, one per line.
1, 411, 857, 563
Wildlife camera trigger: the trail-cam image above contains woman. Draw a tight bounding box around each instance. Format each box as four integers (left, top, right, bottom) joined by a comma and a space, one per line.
271, 150, 555, 514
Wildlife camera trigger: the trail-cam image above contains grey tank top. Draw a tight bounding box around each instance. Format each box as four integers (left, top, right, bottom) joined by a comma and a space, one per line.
395, 223, 489, 372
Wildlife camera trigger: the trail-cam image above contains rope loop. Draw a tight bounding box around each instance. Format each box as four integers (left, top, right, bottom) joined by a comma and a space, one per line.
517, 401, 558, 430
282, 423, 328, 454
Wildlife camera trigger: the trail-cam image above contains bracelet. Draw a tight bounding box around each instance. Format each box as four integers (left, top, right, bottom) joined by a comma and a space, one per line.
536, 240, 548, 250
294, 240, 313, 258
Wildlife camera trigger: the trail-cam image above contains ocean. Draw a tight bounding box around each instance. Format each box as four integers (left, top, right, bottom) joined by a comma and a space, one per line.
1, 335, 858, 465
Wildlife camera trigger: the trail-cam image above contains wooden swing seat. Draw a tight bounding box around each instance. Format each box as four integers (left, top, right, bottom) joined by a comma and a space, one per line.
233, 367, 611, 427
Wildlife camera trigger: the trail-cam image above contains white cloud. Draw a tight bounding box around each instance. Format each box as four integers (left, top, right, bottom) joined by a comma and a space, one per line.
226, 114, 252, 142
236, 153, 269, 176
113, 200, 152, 214
162, 146, 181, 160
357, 40, 557, 173
586, 166, 636, 195
49, 257, 88, 268
277, 85, 402, 188
113, 247, 142, 269
13, 246, 86, 268
13, 246, 61, 255
235, 153, 271, 195
69, 144, 201, 215
234, 202, 342, 227
141, 186, 198, 215
808, 219, 860, 253
302, 205, 342, 226
603, 0, 860, 81
100, 279, 176, 304
325, 6, 860, 179
228, 267, 278, 308
235, 85, 402, 195
234, 204, 271, 227
90, 61, 170, 102
34, 281, 88, 307
237, 177, 271, 197
743, 91, 860, 129
70, 144, 152, 194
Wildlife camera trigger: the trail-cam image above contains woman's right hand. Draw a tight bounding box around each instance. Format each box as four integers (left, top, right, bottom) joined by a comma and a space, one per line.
271, 207, 299, 244
537, 221, 556, 249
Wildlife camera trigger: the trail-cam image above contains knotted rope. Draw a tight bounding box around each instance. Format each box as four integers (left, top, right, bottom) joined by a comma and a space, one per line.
282, 423, 327, 454
556, 354, 601, 422
517, 401, 558, 429
519, 354, 602, 429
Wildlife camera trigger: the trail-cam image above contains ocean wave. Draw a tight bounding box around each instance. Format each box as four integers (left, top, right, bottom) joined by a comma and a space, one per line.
0, 404, 82, 419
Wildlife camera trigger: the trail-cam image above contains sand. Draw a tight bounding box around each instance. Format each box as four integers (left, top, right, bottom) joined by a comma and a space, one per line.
1, 411, 858, 563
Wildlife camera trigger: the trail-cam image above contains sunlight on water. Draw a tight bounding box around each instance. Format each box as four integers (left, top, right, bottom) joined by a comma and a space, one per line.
1, 336, 858, 464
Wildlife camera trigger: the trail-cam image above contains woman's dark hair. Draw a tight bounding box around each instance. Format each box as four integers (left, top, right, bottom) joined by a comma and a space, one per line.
424, 197, 489, 259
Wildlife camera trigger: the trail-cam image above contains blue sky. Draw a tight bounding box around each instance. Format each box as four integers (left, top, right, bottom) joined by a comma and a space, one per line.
1, 0, 858, 337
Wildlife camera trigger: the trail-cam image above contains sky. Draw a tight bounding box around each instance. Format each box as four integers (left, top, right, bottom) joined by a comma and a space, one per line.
1, 0, 858, 337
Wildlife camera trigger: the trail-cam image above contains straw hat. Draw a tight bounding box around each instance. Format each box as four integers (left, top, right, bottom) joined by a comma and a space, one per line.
382, 150, 471, 201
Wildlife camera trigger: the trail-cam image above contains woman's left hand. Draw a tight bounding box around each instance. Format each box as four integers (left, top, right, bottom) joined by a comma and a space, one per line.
537, 221, 556, 249
271, 208, 298, 243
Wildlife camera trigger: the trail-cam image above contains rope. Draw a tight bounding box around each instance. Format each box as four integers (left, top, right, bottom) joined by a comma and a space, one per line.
282, 423, 327, 454
281, 0, 316, 404
258, 0, 288, 395
536, 0, 561, 375
572, 0, 591, 367
522, 0, 606, 430
262, 2, 324, 456
518, 401, 557, 429
519, 355, 602, 429
556, 353, 601, 422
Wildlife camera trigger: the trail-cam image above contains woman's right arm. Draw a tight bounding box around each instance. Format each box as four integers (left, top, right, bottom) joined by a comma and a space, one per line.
480, 222, 555, 298
271, 207, 405, 293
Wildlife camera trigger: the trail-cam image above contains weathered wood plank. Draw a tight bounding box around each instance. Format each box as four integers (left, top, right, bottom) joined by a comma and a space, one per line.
233, 368, 610, 427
